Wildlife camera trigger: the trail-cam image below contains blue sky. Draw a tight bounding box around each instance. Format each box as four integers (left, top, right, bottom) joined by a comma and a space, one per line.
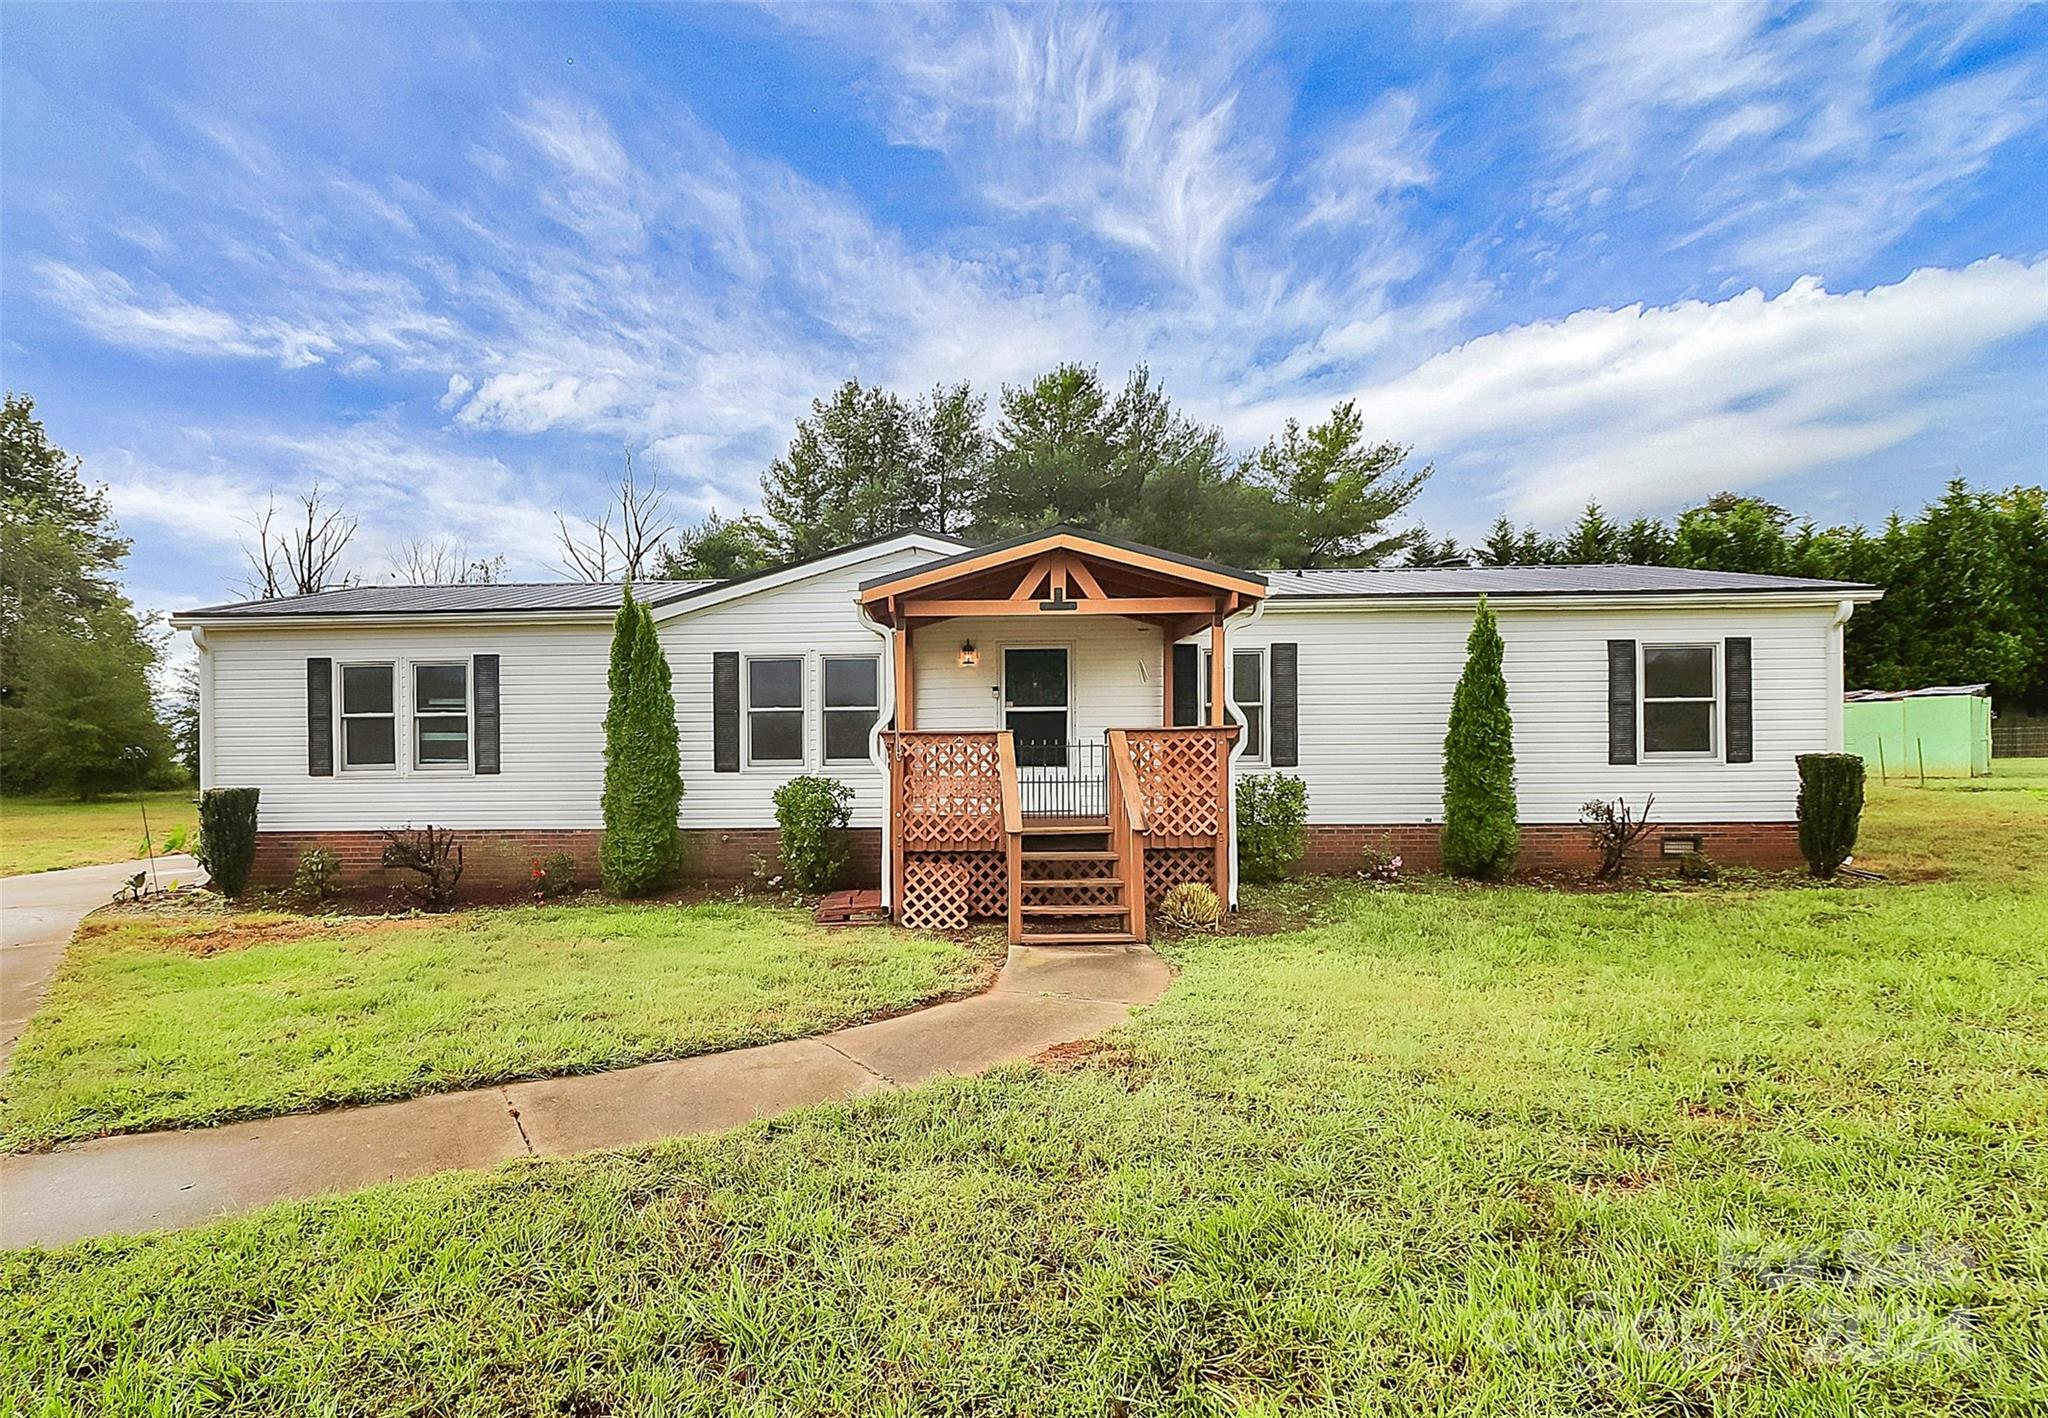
3, 1, 2044, 618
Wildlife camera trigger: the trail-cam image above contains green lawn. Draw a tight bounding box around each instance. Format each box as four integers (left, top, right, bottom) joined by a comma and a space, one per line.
4, 768, 2044, 1414
0, 903, 995, 1148
0, 789, 196, 876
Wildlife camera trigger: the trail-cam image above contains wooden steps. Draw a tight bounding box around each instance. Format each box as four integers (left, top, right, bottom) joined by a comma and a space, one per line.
1015, 826, 1138, 945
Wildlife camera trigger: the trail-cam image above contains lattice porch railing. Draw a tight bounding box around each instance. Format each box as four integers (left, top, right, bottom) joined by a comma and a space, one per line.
1115, 726, 1237, 908
887, 731, 1013, 932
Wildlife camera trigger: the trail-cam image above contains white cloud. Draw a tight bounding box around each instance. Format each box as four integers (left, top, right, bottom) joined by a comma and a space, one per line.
1330, 258, 2048, 521
1514, 3, 2043, 272
836, 5, 1280, 286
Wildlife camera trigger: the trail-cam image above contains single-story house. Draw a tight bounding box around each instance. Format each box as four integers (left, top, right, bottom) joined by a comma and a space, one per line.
170, 526, 1881, 941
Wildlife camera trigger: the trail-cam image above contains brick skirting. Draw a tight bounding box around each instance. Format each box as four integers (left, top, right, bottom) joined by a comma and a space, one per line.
252, 819, 1796, 894
251, 827, 884, 891
1302, 820, 1804, 874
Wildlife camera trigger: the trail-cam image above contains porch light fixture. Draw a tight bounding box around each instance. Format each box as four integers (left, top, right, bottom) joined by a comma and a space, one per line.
958, 640, 978, 668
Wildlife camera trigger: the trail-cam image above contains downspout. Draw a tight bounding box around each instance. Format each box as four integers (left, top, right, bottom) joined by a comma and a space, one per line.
189, 626, 213, 791
857, 600, 896, 909
1219, 596, 1268, 909
1826, 598, 1855, 753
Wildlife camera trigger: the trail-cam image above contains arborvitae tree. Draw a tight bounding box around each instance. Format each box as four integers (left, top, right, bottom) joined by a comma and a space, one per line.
599, 590, 683, 895
1441, 596, 1519, 879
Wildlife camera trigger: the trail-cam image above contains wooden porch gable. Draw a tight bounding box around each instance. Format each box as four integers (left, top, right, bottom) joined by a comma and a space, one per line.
859, 527, 1268, 732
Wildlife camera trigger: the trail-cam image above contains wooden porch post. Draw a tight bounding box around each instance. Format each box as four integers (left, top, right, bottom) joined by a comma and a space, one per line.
893, 622, 915, 731
1208, 615, 1226, 726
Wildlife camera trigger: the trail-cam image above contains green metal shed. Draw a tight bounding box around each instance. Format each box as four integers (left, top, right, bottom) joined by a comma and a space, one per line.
1843, 685, 1992, 780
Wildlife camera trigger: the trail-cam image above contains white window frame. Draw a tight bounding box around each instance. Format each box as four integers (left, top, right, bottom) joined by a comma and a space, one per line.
744, 653, 808, 769
1203, 647, 1267, 763
1639, 641, 1721, 760
820, 654, 881, 766
337, 661, 398, 773
411, 660, 474, 773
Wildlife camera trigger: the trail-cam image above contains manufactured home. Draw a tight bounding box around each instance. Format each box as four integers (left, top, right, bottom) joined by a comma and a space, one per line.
171, 527, 1880, 940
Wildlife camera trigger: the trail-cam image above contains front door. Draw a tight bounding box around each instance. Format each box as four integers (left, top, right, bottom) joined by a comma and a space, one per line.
1002, 646, 1069, 768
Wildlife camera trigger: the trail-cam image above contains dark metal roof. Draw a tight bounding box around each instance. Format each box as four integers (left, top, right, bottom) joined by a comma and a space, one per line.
175, 580, 716, 619
859, 523, 1268, 593
1261, 564, 1876, 599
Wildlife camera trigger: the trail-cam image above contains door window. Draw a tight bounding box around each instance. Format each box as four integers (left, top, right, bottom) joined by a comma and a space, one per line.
1003, 647, 1069, 768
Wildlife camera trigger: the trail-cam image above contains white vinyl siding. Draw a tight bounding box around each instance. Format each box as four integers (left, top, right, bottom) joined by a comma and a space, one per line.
1230, 602, 1836, 824
911, 615, 1164, 742
205, 626, 607, 829
658, 543, 942, 827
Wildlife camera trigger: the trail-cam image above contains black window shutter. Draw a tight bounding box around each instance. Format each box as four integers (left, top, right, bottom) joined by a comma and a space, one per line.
1606, 640, 1637, 765
307, 658, 334, 776
1171, 643, 1200, 726
1724, 637, 1753, 763
1269, 642, 1299, 767
713, 652, 741, 772
473, 654, 501, 774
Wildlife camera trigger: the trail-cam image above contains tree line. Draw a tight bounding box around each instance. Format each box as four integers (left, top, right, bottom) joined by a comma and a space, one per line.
5, 368, 2042, 801
1466, 486, 2047, 710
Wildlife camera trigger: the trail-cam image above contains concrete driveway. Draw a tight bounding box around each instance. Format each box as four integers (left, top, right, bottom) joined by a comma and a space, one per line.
1, 854, 201, 1068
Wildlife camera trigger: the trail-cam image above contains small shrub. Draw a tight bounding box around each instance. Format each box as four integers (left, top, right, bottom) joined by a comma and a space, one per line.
112, 871, 149, 904
161, 824, 190, 853
1797, 752, 1865, 877
1358, 843, 1403, 883
1237, 772, 1308, 884
529, 852, 579, 902
1675, 849, 1718, 882
292, 847, 342, 904
1442, 597, 1519, 879
196, 787, 260, 897
773, 775, 856, 892
379, 824, 465, 909
1579, 795, 1657, 879
1158, 881, 1222, 929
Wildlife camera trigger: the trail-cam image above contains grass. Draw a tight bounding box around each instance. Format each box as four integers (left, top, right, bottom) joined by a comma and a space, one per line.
4, 765, 2044, 1414
0, 902, 995, 1149
0, 788, 197, 877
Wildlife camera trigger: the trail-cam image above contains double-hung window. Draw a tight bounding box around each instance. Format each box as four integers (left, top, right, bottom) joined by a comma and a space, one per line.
1202, 648, 1266, 759
1641, 644, 1717, 756
747, 656, 805, 766
413, 662, 472, 769
339, 664, 397, 770
822, 655, 879, 764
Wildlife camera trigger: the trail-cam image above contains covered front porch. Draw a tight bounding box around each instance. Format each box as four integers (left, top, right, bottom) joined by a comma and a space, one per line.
860, 529, 1267, 943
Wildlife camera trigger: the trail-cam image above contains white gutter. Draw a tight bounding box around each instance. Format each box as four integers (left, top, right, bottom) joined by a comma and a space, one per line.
167, 610, 626, 632
1263, 589, 1882, 614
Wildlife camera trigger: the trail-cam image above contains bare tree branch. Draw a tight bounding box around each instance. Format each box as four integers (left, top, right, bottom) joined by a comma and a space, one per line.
240, 484, 358, 599
390, 536, 506, 585
557, 451, 673, 582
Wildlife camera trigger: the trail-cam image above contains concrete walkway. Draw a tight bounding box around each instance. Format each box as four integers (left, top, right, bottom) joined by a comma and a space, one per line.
1, 941, 1170, 1249
1, 854, 201, 1068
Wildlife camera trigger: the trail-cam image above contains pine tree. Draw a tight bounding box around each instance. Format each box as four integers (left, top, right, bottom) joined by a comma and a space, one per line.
599, 590, 683, 895
1441, 596, 1519, 878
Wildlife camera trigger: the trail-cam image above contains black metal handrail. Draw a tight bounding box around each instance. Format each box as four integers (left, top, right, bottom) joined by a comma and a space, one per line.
1014, 737, 1109, 820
